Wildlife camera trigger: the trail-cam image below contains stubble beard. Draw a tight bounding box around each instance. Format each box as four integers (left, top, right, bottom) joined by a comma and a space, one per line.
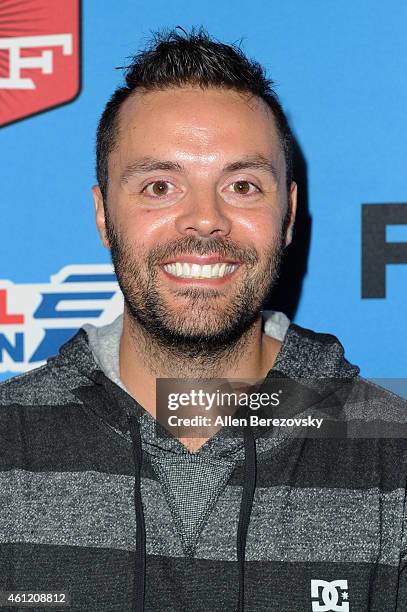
105, 211, 285, 377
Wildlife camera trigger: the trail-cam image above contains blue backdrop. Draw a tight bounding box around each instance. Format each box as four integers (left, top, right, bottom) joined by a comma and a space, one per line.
1, 0, 406, 382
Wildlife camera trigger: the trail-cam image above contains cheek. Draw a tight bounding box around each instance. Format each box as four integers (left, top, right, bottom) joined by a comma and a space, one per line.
117, 213, 176, 262
233, 208, 283, 243
111, 198, 171, 246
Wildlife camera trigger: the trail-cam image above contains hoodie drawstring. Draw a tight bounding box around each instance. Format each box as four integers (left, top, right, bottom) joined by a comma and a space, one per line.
237, 424, 257, 611
127, 412, 146, 612
126, 411, 257, 612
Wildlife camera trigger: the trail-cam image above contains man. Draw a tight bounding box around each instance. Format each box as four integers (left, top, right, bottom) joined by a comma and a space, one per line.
1, 26, 406, 612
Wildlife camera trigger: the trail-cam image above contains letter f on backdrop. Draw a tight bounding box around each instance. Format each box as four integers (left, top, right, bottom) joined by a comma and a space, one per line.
362, 203, 407, 298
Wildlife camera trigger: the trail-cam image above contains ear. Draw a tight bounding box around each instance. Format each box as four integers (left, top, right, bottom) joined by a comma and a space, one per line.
92, 185, 110, 250
284, 181, 297, 247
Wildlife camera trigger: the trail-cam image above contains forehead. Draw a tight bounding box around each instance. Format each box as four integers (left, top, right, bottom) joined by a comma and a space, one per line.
112, 86, 283, 167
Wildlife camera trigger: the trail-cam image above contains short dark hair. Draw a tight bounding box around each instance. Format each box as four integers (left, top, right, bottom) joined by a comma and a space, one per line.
96, 25, 293, 202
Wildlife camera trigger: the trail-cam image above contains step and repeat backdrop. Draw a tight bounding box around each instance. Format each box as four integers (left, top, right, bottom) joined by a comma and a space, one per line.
0, 0, 406, 382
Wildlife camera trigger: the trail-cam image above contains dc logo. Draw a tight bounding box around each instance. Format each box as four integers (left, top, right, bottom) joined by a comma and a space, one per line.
310, 579, 349, 611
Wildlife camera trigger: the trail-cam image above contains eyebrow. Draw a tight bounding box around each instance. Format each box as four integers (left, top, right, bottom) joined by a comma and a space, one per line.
119, 154, 279, 183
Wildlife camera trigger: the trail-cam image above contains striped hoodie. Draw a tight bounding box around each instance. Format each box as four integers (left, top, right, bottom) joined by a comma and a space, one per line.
0, 312, 406, 611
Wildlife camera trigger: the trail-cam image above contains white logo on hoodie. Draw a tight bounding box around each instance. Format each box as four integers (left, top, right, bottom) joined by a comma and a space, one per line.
311, 579, 349, 611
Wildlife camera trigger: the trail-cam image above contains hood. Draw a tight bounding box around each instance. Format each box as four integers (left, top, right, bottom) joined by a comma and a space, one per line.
53, 311, 360, 612
73, 310, 360, 460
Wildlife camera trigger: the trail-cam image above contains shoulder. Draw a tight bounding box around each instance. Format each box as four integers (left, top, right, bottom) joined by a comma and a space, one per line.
345, 374, 407, 423
0, 334, 89, 409
0, 328, 99, 408
0, 358, 85, 408
278, 322, 407, 422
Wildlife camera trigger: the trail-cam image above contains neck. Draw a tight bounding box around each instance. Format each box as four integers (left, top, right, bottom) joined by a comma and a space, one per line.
119, 307, 282, 419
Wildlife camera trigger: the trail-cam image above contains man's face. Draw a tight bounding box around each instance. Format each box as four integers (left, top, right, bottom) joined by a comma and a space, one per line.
93, 86, 296, 355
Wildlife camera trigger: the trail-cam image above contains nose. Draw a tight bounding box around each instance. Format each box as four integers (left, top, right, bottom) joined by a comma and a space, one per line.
174, 189, 232, 238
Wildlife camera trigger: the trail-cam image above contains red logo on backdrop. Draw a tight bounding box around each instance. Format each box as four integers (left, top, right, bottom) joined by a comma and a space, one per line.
0, 0, 81, 128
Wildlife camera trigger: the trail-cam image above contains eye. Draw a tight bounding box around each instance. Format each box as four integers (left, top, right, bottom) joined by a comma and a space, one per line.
142, 180, 176, 198
227, 181, 261, 196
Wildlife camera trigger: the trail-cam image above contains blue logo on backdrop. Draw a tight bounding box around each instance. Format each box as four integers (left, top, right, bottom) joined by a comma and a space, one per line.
0, 265, 123, 373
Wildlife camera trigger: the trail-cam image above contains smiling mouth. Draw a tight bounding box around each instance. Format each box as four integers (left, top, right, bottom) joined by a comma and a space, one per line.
162, 261, 239, 280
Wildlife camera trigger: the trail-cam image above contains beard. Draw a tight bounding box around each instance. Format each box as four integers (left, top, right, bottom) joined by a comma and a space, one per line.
105, 208, 286, 364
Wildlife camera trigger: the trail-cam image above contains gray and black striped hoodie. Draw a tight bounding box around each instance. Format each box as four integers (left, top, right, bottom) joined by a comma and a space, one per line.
0, 313, 407, 611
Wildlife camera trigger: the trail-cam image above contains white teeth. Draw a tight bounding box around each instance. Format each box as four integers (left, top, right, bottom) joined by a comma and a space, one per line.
191, 264, 200, 277
201, 265, 212, 278
211, 263, 220, 277
163, 262, 238, 279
